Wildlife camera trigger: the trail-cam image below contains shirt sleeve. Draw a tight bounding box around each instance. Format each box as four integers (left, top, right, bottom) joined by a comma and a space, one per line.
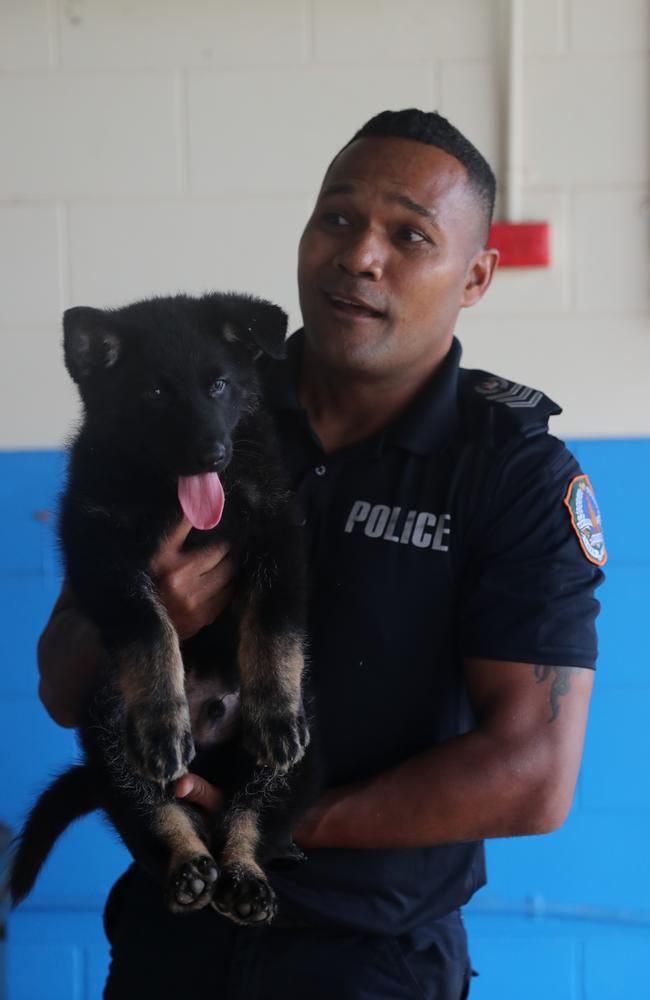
458, 435, 605, 668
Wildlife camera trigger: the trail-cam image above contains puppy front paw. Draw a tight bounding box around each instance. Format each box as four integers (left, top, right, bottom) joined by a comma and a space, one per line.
243, 703, 310, 771
126, 698, 195, 783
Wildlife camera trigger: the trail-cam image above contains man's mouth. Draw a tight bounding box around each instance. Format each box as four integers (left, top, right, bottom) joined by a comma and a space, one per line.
323, 290, 385, 320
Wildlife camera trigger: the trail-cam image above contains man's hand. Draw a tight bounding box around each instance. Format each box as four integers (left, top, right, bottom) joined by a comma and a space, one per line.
286, 659, 594, 851
150, 517, 235, 640
39, 519, 235, 727
174, 773, 224, 816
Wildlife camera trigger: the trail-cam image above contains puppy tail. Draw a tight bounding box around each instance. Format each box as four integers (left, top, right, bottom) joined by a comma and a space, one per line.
9, 765, 98, 906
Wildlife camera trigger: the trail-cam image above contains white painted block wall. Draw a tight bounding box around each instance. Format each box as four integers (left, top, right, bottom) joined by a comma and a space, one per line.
0, 0, 648, 447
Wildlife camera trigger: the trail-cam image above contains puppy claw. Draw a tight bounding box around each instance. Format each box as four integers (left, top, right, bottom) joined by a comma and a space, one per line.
126, 700, 195, 784
243, 706, 310, 772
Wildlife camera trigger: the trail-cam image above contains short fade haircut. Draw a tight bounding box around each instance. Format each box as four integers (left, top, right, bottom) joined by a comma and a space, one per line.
337, 108, 496, 245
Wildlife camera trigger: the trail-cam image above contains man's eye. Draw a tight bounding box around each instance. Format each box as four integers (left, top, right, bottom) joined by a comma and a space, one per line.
209, 378, 227, 397
399, 227, 428, 244
322, 212, 350, 227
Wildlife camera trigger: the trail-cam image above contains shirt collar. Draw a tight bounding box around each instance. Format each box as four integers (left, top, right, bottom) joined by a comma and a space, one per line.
262, 330, 461, 456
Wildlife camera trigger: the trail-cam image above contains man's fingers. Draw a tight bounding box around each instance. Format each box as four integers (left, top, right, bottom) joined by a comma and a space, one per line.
174, 773, 224, 817
151, 528, 231, 582
150, 516, 194, 575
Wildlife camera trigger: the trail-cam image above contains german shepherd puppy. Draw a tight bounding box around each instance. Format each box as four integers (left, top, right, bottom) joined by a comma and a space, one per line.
10, 293, 315, 924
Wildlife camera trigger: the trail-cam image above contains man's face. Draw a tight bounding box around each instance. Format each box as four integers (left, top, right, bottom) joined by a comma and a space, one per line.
297, 136, 496, 381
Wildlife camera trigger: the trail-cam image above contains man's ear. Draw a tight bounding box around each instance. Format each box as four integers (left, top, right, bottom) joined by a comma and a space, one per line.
63, 307, 122, 383
217, 294, 288, 360
461, 248, 499, 309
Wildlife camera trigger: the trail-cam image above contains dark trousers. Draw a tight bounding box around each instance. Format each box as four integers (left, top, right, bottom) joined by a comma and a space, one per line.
104, 866, 473, 1000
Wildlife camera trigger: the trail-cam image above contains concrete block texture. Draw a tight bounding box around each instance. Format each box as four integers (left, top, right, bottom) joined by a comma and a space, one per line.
0, 203, 63, 326
58, 0, 308, 69
0, 0, 53, 71
570, 0, 650, 53
526, 56, 649, 186
574, 188, 650, 313
0, 73, 180, 197
0, 0, 647, 440
0, 325, 79, 449
186, 62, 434, 197
67, 198, 308, 327
312, 0, 500, 61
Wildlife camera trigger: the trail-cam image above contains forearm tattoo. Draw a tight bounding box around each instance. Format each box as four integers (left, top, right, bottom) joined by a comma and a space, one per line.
533, 665, 580, 723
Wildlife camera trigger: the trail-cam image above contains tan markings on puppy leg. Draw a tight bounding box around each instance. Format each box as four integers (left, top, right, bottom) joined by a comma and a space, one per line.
155, 802, 218, 911
120, 584, 194, 783
154, 802, 209, 866
238, 606, 305, 718
238, 606, 309, 768
120, 586, 185, 710
214, 807, 278, 924
220, 808, 264, 876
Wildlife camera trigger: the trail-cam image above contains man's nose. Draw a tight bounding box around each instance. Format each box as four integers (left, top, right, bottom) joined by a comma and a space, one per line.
333, 229, 385, 280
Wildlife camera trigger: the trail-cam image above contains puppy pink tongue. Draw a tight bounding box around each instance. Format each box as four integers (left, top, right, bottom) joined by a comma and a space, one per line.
178, 473, 224, 530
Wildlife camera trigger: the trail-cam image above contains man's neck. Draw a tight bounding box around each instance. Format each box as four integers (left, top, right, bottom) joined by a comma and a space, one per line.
297, 344, 451, 454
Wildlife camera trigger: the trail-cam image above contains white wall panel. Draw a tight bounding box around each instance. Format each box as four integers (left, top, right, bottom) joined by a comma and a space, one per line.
0, 204, 63, 326
0, 0, 52, 71
570, 0, 650, 54
574, 188, 650, 313
0, 0, 648, 446
522, 0, 567, 56
0, 74, 180, 197
187, 63, 433, 197
312, 0, 499, 62
67, 199, 306, 329
0, 325, 78, 449
526, 57, 649, 186
58, 0, 307, 69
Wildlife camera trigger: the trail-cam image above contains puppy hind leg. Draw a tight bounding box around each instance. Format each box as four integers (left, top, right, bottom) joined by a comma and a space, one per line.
212, 803, 277, 926
153, 802, 218, 913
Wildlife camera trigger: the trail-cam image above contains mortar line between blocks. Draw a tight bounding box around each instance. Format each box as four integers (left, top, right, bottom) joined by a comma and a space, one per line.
301, 0, 314, 63
46, 0, 61, 70
56, 200, 72, 312
173, 70, 189, 194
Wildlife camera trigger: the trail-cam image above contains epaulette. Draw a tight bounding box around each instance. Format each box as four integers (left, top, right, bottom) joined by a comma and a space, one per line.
458, 368, 562, 443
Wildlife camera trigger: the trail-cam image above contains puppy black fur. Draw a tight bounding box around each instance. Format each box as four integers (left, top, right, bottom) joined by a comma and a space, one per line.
10, 293, 317, 925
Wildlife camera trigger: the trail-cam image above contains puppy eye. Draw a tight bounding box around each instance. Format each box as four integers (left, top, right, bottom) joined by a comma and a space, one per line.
144, 386, 162, 401
209, 378, 227, 397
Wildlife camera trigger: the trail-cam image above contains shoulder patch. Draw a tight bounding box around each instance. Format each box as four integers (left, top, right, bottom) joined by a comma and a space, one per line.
474, 376, 543, 409
460, 369, 562, 442
563, 474, 607, 566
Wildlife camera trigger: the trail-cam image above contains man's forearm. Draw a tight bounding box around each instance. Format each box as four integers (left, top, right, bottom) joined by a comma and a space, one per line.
294, 727, 569, 851
38, 599, 107, 727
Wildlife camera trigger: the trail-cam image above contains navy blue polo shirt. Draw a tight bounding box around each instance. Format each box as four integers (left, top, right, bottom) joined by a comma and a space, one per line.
262, 332, 604, 937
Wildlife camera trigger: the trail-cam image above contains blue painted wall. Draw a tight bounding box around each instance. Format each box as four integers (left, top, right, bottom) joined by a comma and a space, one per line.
2, 442, 648, 999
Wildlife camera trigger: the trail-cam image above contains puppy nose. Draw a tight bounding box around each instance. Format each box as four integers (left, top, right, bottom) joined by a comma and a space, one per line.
201, 443, 227, 469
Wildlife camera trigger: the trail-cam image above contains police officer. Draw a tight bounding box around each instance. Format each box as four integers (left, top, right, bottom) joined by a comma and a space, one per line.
38, 110, 604, 999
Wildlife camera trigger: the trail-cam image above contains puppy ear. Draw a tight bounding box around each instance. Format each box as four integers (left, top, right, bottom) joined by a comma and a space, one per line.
219, 295, 288, 360
63, 307, 122, 383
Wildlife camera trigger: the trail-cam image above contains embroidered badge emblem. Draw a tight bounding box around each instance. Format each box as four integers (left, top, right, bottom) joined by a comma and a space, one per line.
563, 475, 607, 566
474, 377, 542, 409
